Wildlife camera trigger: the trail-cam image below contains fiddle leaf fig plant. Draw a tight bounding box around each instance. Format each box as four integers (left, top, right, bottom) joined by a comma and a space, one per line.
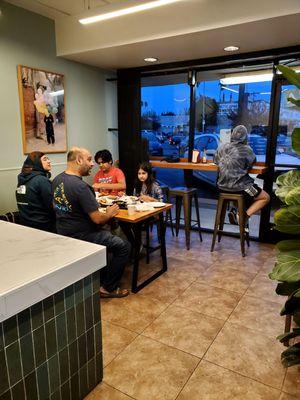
269, 64, 300, 368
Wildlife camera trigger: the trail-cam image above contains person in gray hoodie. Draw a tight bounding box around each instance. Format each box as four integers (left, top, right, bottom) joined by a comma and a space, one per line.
16, 151, 56, 232
214, 125, 270, 224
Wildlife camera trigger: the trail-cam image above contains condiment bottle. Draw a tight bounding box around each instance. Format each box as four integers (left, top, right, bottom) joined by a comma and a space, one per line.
202, 149, 207, 163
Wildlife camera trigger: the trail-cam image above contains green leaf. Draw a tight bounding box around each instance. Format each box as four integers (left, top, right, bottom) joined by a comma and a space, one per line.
277, 328, 300, 343
275, 170, 300, 204
292, 127, 300, 155
281, 343, 300, 368
274, 205, 300, 234
276, 281, 300, 296
287, 97, 300, 108
269, 251, 300, 282
277, 65, 300, 90
277, 240, 300, 252
286, 187, 300, 206
280, 289, 300, 315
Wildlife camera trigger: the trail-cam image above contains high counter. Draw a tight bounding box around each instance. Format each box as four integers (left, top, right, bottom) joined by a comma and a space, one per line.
0, 221, 106, 399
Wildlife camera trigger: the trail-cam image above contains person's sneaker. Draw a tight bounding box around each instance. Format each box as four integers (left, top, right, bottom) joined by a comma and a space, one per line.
228, 208, 238, 225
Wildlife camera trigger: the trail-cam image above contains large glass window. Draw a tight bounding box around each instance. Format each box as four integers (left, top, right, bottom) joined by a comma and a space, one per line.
140, 63, 299, 240
275, 83, 300, 166
141, 74, 190, 158
190, 68, 272, 237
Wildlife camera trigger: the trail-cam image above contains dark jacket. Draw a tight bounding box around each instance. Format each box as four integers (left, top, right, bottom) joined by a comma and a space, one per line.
16, 170, 55, 231
214, 125, 256, 191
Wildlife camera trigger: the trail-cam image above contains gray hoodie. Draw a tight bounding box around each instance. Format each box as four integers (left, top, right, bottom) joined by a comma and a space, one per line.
214, 125, 256, 191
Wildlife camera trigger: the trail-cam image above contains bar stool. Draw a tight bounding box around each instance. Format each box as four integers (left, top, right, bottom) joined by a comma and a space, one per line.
211, 192, 250, 257
160, 185, 174, 236
168, 187, 202, 250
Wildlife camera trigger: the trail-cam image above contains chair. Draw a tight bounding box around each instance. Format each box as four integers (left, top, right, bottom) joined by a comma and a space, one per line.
143, 185, 174, 263
0, 211, 20, 224
210, 192, 249, 257
168, 187, 202, 250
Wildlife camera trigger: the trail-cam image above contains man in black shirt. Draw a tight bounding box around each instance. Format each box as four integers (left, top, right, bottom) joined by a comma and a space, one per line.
53, 147, 130, 298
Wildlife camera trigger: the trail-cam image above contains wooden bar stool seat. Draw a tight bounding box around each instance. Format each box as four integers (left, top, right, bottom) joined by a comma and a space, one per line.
168, 187, 202, 250
211, 192, 250, 257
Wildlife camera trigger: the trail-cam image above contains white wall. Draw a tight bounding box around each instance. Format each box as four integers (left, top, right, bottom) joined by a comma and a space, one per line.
0, 0, 118, 213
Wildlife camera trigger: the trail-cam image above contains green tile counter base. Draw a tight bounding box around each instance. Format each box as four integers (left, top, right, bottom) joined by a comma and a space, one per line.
0, 272, 102, 400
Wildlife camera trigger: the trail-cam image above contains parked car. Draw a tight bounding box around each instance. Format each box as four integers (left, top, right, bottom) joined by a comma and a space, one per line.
249, 134, 287, 155
141, 131, 163, 156
182, 133, 220, 158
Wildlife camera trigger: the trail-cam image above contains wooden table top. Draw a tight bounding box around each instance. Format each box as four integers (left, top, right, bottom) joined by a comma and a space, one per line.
114, 204, 172, 223
150, 159, 267, 174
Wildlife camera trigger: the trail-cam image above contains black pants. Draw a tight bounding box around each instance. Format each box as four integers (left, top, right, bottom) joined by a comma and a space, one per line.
47, 132, 55, 144
78, 230, 130, 292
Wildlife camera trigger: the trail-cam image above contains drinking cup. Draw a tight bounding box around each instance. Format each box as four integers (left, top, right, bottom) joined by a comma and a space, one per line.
127, 205, 136, 216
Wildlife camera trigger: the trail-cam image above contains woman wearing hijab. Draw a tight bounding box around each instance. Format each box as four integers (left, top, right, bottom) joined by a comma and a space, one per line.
16, 151, 56, 232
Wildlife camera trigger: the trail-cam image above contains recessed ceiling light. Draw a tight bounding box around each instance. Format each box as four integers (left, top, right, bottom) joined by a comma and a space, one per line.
224, 46, 240, 52
144, 57, 158, 63
79, 0, 182, 25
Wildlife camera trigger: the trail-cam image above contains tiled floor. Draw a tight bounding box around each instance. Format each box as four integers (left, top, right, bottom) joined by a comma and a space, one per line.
86, 230, 300, 400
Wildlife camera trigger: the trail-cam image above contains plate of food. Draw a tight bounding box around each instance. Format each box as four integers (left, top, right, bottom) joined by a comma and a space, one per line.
149, 202, 166, 208
98, 196, 114, 206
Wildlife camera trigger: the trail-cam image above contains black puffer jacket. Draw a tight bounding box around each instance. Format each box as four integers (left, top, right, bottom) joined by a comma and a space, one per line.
16, 169, 55, 232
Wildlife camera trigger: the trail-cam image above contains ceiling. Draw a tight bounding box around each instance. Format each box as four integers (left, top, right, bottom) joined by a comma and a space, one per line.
5, 0, 300, 70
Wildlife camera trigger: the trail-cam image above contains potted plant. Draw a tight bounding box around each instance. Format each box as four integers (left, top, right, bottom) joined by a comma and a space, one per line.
269, 64, 300, 367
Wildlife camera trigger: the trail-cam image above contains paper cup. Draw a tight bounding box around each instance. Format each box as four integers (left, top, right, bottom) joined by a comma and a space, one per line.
127, 205, 136, 216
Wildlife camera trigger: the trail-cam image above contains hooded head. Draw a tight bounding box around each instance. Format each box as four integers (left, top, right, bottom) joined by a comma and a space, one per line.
231, 125, 248, 144
21, 152, 47, 174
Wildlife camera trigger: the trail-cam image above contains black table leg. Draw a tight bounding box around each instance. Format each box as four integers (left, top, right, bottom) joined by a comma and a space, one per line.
132, 223, 142, 293
131, 212, 168, 293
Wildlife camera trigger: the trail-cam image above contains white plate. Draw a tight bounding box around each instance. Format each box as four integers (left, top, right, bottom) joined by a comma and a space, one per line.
149, 202, 165, 208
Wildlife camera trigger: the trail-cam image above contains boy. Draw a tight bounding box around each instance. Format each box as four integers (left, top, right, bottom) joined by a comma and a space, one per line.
214, 125, 270, 224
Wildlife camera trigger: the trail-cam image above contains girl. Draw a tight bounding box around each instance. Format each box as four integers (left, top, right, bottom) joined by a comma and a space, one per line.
134, 162, 164, 202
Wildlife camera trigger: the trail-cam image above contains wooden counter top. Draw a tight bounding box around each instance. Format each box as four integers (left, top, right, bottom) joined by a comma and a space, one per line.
150, 159, 267, 174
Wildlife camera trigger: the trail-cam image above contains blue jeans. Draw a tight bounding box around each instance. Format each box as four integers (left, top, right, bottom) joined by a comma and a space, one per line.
78, 230, 130, 292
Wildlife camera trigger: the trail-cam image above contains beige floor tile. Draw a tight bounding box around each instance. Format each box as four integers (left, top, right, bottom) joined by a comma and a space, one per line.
204, 323, 285, 389
279, 393, 298, 400
102, 321, 138, 367
210, 258, 262, 274
173, 282, 241, 321
177, 360, 281, 400
135, 274, 194, 304
228, 295, 284, 338
143, 305, 223, 357
85, 382, 133, 399
196, 265, 256, 294
246, 273, 285, 305
104, 335, 199, 400
101, 293, 167, 333
283, 365, 300, 396
261, 258, 277, 275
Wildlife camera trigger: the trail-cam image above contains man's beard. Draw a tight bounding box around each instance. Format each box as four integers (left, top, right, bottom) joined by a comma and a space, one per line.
80, 166, 91, 176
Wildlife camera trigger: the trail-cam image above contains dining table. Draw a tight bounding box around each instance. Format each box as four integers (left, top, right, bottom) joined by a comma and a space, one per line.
113, 204, 172, 293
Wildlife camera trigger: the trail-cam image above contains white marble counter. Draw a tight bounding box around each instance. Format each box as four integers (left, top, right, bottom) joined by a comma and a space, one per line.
0, 221, 106, 322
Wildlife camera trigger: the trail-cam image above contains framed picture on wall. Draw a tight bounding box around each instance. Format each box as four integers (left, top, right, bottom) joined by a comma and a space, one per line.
17, 65, 67, 154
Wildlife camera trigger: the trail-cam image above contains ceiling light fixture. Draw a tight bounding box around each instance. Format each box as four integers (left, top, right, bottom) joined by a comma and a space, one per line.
144, 57, 158, 63
223, 46, 239, 52
79, 0, 182, 25
221, 86, 239, 94
220, 71, 274, 85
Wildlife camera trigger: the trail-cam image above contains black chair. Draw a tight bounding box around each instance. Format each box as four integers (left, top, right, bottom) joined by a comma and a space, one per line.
0, 211, 20, 224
